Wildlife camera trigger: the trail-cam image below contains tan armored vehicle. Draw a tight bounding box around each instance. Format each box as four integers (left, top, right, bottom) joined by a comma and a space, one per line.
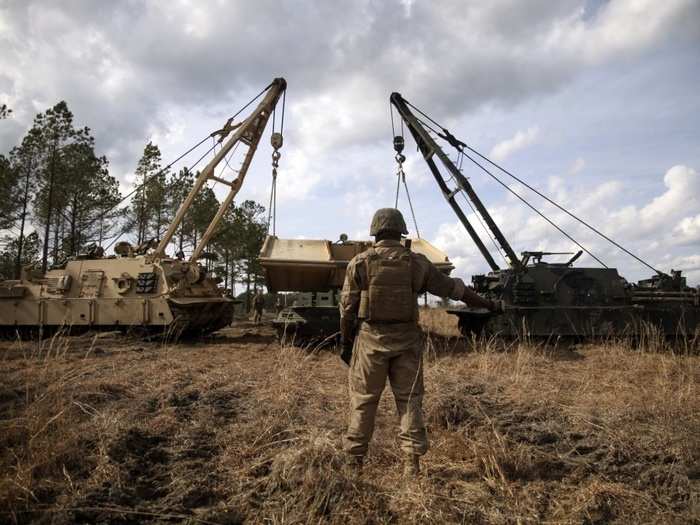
260, 235, 454, 341
0, 249, 233, 336
0, 78, 287, 337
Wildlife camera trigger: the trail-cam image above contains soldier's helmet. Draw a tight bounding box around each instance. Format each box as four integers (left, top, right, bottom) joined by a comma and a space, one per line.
370, 208, 408, 236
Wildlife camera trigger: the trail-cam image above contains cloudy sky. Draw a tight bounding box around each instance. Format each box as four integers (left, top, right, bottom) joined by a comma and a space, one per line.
1, 0, 699, 284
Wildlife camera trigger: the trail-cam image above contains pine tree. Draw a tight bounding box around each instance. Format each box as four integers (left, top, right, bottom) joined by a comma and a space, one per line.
0, 232, 40, 279
212, 208, 238, 293
30, 102, 121, 269
0, 106, 22, 231
167, 167, 195, 255
127, 142, 170, 245
213, 200, 267, 309
92, 168, 123, 247
0, 153, 17, 229
31, 102, 94, 271
58, 141, 120, 255
190, 184, 219, 250
1, 102, 119, 275
6, 129, 42, 277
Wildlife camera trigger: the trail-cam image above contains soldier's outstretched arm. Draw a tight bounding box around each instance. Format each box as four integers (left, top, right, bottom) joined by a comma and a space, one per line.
420, 255, 497, 311
461, 285, 497, 310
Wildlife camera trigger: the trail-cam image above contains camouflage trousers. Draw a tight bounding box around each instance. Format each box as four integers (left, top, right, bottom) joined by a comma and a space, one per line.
343, 322, 427, 457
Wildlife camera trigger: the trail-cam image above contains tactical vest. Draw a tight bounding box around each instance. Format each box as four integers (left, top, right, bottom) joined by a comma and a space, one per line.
358, 247, 416, 323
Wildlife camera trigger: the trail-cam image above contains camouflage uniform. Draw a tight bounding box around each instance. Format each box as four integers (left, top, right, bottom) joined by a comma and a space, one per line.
340, 236, 491, 459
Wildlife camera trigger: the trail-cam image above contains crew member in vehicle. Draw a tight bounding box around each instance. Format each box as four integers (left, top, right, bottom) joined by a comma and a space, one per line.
339, 208, 501, 476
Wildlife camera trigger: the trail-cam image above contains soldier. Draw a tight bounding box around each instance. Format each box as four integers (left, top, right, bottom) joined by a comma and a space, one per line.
252, 290, 265, 324
339, 208, 501, 476
275, 295, 284, 314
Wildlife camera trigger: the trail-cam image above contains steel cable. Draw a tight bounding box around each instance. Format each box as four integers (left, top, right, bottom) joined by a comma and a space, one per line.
401, 174, 421, 238
407, 98, 663, 273
459, 191, 509, 265
459, 149, 608, 267
460, 143, 662, 274
409, 109, 608, 267
87, 83, 274, 235
267, 87, 286, 236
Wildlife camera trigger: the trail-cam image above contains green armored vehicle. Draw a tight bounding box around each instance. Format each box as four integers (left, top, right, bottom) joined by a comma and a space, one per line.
272, 291, 340, 343
390, 91, 699, 338
453, 253, 699, 338
0, 78, 287, 337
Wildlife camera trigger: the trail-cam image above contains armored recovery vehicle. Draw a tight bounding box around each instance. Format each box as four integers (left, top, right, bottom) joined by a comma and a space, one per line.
0, 78, 288, 337
259, 235, 454, 342
390, 92, 699, 338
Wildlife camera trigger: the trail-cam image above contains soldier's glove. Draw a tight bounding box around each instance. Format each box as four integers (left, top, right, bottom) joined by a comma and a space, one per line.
340, 341, 354, 366
462, 287, 494, 311
339, 316, 357, 366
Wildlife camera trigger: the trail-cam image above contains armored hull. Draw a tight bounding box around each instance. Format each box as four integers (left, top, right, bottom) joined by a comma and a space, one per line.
273, 303, 340, 345
449, 263, 700, 338
0, 255, 234, 338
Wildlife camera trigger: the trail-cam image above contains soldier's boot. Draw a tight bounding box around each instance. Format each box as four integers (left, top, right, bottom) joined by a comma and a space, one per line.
404, 454, 420, 477
345, 455, 364, 477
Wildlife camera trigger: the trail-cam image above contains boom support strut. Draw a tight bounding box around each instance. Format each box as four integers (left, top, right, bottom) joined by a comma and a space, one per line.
390, 92, 520, 271
154, 78, 287, 261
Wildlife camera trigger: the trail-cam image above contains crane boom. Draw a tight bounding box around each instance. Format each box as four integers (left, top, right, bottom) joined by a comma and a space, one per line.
154, 77, 287, 261
389, 92, 520, 271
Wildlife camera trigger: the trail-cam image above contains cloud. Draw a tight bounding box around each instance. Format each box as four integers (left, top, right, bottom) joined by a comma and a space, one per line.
489, 127, 540, 162
568, 157, 585, 176
662, 254, 700, 284
673, 214, 700, 246
1, 0, 697, 193
276, 149, 319, 201
546, 0, 700, 63
608, 165, 700, 240
342, 183, 392, 230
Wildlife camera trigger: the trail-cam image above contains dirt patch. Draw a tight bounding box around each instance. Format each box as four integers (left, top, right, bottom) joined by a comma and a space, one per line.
202, 388, 241, 420
74, 382, 132, 409
78, 428, 171, 510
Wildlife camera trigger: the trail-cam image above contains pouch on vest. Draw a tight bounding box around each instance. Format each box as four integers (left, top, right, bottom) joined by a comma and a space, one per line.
362, 248, 415, 322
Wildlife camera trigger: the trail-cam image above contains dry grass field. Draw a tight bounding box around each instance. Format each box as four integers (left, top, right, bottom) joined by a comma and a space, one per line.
1, 309, 699, 524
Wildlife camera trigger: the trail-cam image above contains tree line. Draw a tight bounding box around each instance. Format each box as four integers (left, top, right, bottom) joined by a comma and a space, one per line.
0, 101, 269, 297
